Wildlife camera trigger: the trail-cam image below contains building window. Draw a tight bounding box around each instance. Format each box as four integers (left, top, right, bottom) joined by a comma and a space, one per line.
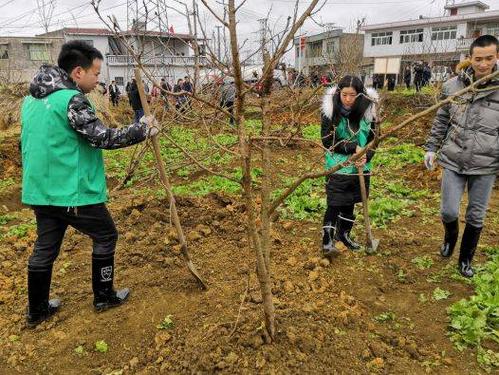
324, 39, 336, 54
431, 26, 457, 41
199, 44, 207, 56
371, 31, 393, 46
308, 41, 322, 57
79, 39, 94, 46
399, 29, 424, 43
0, 45, 8, 59
486, 24, 499, 37
28, 44, 50, 61
114, 77, 124, 86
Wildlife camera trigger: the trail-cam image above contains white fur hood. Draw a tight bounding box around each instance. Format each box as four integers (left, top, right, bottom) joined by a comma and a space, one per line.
321, 86, 379, 122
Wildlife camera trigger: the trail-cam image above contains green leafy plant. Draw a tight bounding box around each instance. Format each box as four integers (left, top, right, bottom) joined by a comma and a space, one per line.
5, 223, 35, 239
368, 197, 413, 228
301, 124, 320, 140
95, 340, 108, 353
74, 345, 85, 356
418, 293, 428, 303
272, 177, 326, 220
447, 247, 498, 371
372, 143, 425, 169
0, 214, 15, 225
433, 287, 451, 301
374, 311, 396, 322
412, 255, 434, 270
157, 315, 174, 330
0, 178, 15, 191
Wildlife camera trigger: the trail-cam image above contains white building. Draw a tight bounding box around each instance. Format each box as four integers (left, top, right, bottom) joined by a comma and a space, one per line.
39, 28, 208, 91
361, 1, 499, 79
292, 29, 364, 76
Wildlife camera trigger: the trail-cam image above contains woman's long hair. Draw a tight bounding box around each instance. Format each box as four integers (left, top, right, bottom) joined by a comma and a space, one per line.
331, 75, 372, 131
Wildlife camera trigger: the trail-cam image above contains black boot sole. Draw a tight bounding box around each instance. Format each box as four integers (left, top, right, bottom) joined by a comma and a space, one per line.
26, 300, 61, 328
94, 289, 130, 312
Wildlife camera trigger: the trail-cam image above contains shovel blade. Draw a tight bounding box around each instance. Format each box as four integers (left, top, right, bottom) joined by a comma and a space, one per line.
186, 260, 208, 290
365, 238, 380, 254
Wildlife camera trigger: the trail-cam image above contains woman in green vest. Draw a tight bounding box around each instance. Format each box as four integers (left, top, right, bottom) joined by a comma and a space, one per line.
320, 75, 378, 257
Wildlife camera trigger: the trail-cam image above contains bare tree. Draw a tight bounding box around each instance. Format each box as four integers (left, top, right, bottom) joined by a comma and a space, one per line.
92, 0, 499, 344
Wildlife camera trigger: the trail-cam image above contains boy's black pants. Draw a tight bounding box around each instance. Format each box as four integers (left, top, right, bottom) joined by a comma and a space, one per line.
28, 203, 118, 272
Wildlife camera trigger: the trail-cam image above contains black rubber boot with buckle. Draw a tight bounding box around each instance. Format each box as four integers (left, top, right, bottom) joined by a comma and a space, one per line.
440, 219, 459, 257
92, 254, 130, 312
458, 223, 482, 278
336, 214, 361, 251
26, 266, 61, 328
322, 223, 339, 257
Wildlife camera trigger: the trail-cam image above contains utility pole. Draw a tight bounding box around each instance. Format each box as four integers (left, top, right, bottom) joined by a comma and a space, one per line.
192, 0, 199, 92
215, 25, 222, 62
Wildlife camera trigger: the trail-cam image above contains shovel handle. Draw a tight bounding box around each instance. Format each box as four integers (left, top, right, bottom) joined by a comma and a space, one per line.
134, 69, 207, 289
357, 167, 375, 250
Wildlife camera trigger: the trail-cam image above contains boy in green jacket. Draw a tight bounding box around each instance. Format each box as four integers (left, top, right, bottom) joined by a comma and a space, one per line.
21, 41, 158, 328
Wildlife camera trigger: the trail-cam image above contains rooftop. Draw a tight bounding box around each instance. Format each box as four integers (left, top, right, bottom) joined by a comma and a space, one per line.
444, 1, 489, 10
362, 8, 499, 31
37, 27, 197, 40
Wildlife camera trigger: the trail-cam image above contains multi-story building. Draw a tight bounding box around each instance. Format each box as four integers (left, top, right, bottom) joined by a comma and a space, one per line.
362, 1, 499, 81
293, 28, 364, 77
0, 36, 64, 82
38, 27, 208, 91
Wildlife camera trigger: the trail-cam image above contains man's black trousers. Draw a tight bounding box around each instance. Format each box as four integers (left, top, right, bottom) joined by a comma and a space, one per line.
28, 203, 118, 272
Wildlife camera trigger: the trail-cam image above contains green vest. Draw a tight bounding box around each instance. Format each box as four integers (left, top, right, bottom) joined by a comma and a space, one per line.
325, 117, 372, 175
21, 89, 107, 206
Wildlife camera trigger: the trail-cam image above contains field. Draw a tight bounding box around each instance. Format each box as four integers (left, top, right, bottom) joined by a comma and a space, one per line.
0, 88, 497, 374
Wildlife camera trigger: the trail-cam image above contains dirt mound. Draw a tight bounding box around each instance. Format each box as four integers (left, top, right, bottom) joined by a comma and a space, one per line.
0, 135, 21, 179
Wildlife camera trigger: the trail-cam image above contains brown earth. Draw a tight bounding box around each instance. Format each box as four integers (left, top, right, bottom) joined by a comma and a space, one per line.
0, 92, 497, 375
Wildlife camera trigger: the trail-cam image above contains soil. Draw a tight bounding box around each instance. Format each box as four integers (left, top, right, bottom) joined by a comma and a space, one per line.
0, 93, 497, 375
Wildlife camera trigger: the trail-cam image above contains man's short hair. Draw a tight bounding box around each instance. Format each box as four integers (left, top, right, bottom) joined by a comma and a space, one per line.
470, 34, 499, 55
57, 40, 104, 74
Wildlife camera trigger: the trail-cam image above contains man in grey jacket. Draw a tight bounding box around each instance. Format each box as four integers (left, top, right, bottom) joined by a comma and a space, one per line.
424, 35, 498, 277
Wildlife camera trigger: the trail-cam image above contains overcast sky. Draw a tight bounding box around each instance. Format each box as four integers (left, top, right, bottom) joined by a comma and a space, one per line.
1, 0, 499, 63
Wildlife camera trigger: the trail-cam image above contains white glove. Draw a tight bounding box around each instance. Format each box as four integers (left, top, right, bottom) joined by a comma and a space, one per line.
140, 115, 160, 137
424, 151, 436, 171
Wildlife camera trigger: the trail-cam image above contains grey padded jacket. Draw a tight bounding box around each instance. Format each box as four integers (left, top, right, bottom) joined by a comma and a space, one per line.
425, 67, 499, 175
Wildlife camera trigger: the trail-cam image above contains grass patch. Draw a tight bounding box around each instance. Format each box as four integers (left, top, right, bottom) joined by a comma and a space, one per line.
272, 177, 326, 220
301, 124, 320, 140
372, 142, 425, 169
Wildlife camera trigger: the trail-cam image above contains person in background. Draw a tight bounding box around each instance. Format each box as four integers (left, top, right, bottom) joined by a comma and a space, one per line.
108, 80, 120, 106
160, 77, 172, 110
174, 78, 188, 115
129, 78, 144, 123
404, 65, 412, 89
182, 76, 193, 110
220, 78, 236, 126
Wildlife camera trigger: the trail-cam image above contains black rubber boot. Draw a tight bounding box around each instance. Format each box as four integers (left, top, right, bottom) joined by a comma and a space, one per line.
322, 223, 339, 257
336, 214, 361, 251
440, 219, 459, 257
92, 254, 130, 312
458, 223, 482, 278
26, 266, 61, 328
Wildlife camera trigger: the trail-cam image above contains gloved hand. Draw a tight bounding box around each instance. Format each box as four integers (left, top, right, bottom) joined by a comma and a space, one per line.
140, 115, 160, 138
424, 151, 436, 171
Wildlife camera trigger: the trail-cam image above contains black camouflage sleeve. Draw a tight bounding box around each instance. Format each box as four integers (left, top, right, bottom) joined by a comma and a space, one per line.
67, 93, 147, 150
